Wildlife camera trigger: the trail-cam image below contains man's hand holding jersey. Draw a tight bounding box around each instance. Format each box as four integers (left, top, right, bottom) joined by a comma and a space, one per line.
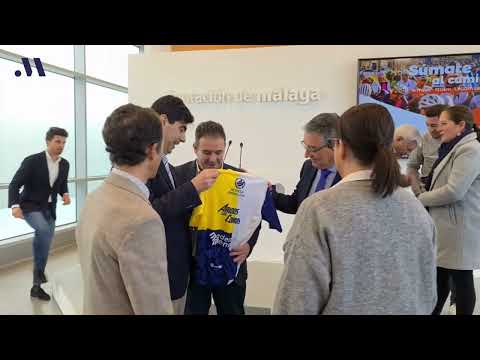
230, 243, 251, 265
191, 169, 219, 193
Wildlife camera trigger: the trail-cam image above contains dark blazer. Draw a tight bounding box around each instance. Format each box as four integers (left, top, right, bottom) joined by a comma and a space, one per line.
8, 151, 69, 220
175, 160, 261, 286
147, 161, 202, 300
272, 159, 341, 214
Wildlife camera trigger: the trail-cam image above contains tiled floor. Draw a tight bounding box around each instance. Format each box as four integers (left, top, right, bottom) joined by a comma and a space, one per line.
0, 244, 78, 315
0, 243, 479, 315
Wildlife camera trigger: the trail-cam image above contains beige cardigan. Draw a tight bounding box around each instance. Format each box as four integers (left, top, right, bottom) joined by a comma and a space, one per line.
76, 172, 173, 315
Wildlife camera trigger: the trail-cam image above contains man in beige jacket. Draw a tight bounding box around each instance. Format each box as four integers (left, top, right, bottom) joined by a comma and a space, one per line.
76, 104, 173, 315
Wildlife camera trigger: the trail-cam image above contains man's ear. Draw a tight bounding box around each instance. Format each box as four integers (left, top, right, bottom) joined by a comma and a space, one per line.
339, 141, 348, 161
147, 143, 161, 160
145, 143, 154, 160
159, 114, 168, 126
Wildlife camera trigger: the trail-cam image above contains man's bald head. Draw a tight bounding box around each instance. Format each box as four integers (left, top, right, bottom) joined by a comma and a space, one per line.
393, 124, 422, 158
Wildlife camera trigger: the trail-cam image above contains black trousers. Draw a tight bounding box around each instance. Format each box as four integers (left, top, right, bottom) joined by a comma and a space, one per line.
449, 276, 456, 305
432, 267, 476, 315
185, 280, 246, 315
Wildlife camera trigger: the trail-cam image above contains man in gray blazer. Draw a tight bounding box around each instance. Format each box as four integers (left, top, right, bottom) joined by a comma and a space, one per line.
76, 104, 173, 315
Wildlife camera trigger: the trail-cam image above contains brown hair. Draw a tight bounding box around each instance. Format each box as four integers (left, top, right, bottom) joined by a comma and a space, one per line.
46, 127, 68, 141
151, 95, 194, 124
103, 104, 163, 166
338, 103, 401, 197
442, 105, 480, 141
424, 104, 448, 118
194, 121, 226, 147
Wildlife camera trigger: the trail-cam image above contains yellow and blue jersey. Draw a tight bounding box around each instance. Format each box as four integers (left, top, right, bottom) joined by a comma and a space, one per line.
189, 169, 282, 286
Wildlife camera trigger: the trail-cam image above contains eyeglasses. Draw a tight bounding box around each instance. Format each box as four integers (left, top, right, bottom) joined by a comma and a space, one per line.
301, 138, 339, 153
327, 138, 341, 147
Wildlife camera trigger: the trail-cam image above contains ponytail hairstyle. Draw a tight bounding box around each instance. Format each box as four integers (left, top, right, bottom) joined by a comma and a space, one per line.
338, 103, 401, 197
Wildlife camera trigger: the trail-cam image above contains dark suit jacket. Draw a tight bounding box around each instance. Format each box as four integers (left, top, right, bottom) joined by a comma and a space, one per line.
147, 161, 202, 300
272, 159, 341, 214
8, 151, 69, 220
175, 160, 261, 286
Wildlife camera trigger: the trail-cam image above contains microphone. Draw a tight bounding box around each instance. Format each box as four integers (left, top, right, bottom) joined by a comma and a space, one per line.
224, 140, 232, 162
239, 142, 243, 169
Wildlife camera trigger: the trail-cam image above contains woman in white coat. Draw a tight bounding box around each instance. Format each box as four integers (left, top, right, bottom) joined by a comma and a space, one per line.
418, 105, 480, 315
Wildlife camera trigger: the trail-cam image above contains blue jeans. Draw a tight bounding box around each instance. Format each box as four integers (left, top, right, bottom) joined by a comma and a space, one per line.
23, 210, 55, 285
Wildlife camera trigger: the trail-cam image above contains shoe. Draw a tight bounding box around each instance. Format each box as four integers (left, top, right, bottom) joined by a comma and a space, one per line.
448, 304, 456, 315
30, 285, 51, 301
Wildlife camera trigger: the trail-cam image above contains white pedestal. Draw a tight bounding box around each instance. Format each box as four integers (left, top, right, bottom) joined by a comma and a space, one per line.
51, 264, 83, 315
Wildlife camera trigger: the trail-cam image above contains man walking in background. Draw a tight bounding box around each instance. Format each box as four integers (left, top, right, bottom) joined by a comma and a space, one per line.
9, 127, 71, 301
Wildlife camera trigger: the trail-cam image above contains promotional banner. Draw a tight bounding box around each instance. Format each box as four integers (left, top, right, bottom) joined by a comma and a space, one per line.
358, 53, 480, 133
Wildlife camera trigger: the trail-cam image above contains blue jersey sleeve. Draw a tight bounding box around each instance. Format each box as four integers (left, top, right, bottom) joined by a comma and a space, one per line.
261, 190, 283, 232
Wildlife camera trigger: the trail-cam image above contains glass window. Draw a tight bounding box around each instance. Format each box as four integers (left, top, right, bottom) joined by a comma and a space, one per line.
0, 45, 74, 70
0, 188, 35, 240
86, 45, 139, 87
56, 183, 77, 227
87, 83, 128, 177
0, 58, 75, 241
0, 185, 76, 241
0, 44, 138, 243
0, 59, 75, 183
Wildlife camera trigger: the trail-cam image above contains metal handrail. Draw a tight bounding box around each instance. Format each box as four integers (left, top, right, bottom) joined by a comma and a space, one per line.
0, 176, 107, 190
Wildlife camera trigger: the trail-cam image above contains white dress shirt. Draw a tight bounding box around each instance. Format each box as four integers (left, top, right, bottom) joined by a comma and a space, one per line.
45, 151, 61, 203
111, 167, 150, 200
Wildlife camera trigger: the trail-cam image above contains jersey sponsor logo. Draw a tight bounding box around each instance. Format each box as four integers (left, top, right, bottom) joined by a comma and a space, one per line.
235, 178, 246, 190
209, 232, 231, 248
217, 204, 241, 224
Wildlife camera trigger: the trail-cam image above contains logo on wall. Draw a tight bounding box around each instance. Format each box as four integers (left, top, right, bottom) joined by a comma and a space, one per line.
171, 88, 321, 105
15, 58, 46, 77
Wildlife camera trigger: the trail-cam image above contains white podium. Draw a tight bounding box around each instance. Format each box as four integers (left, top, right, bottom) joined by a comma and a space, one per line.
51, 264, 83, 315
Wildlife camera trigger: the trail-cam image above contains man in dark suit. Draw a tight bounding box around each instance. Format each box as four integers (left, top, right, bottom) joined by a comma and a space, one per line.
148, 95, 219, 314
272, 113, 341, 214
176, 121, 260, 315
8, 127, 71, 301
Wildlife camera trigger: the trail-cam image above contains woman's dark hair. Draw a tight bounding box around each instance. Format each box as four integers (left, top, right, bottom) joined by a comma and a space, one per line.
441, 105, 480, 141
103, 103, 163, 166
338, 103, 401, 197
46, 127, 68, 141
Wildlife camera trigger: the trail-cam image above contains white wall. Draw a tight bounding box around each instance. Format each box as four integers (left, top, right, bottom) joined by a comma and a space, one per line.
129, 45, 480, 264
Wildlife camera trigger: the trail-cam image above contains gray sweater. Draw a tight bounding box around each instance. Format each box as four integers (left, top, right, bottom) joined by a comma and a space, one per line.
273, 180, 437, 315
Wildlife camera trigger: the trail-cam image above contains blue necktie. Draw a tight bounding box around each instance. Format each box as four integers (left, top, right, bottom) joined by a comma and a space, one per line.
315, 169, 332, 192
